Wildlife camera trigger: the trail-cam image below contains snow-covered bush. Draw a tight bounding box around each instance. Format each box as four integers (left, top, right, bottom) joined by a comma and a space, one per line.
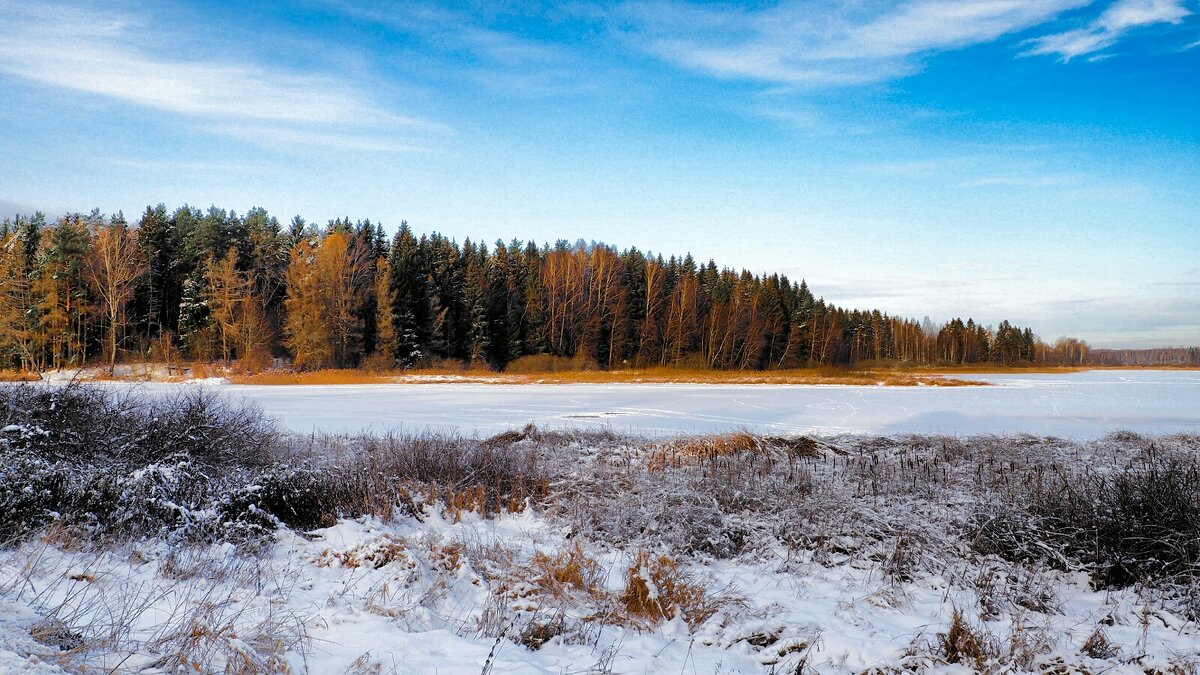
970, 441, 1200, 593
0, 383, 283, 542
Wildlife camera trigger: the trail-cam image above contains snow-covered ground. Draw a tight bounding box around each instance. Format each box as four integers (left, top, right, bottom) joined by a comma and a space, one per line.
5, 503, 1198, 674
5, 378, 1199, 673
115, 369, 1200, 438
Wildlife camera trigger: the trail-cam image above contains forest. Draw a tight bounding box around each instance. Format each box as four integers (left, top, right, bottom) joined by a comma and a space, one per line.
0, 205, 1192, 374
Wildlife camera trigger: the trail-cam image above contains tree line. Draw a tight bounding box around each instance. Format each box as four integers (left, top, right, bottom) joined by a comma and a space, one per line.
0, 205, 1179, 373
1087, 347, 1200, 367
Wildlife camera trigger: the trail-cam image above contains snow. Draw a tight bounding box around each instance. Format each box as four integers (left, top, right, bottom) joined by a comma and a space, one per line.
3, 506, 1198, 673
5, 371, 1199, 671
102, 369, 1200, 438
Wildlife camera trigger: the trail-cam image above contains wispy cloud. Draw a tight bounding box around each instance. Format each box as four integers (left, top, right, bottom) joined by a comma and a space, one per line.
0, 1, 443, 150
213, 125, 437, 154
1026, 0, 1192, 61
616, 0, 1089, 86
752, 104, 884, 136
855, 157, 976, 175
852, 154, 1083, 190
324, 1, 603, 98
956, 174, 1079, 188
104, 158, 273, 175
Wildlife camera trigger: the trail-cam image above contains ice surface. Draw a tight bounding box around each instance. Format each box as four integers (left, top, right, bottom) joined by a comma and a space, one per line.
117, 369, 1200, 438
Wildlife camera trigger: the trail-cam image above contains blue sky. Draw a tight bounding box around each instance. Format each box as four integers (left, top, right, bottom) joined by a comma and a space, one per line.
1, 0, 1197, 347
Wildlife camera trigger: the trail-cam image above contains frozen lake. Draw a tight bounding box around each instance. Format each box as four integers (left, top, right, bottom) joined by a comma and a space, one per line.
124, 369, 1200, 438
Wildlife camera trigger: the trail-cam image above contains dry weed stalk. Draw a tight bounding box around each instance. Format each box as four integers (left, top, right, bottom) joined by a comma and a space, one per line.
647, 432, 761, 472
936, 608, 999, 670
619, 551, 721, 628
530, 543, 602, 598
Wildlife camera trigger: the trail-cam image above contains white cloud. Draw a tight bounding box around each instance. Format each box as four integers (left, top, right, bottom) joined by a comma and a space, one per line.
0, 2, 443, 149
1185, 37, 1200, 49
618, 0, 1089, 86
1026, 0, 1192, 61
955, 174, 1078, 188
212, 125, 436, 154
323, 1, 600, 98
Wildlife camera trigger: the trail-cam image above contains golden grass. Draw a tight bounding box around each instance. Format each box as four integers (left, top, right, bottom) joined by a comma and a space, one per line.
936, 608, 999, 669
229, 366, 988, 386
12, 361, 1197, 387
620, 551, 721, 628
230, 369, 399, 385
0, 369, 41, 382
648, 432, 761, 472
507, 366, 986, 386
530, 543, 602, 598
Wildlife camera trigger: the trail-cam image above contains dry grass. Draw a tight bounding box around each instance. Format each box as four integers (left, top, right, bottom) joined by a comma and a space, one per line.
619, 551, 722, 628
493, 366, 984, 386
647, 432, 761, 471
0, 369, 41, 382
231, 369, 400, 385
936, 608, 999, 669
316, 535, 413, 571
11, 361, 1200, 386
229, 365, 987, 386
530, 543, 602, 598
1080, 627, 1119, 660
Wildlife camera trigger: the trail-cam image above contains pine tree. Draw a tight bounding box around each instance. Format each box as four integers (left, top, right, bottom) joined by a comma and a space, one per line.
0, 232, 36, 371
462, 241, 490, 365
34, 215, 92, 368
205, 248, 244, 362
135, 204, 174, 342
373, 256, 397, 366
177, 268, 212, 359
388, 223, 428, 366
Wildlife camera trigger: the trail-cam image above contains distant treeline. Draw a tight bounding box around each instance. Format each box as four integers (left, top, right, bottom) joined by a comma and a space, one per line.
1087, 347, 1200, 367
0, 206, 1186, 373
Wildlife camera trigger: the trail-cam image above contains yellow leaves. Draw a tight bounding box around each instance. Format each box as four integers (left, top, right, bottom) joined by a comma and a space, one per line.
283, 232, 372, 370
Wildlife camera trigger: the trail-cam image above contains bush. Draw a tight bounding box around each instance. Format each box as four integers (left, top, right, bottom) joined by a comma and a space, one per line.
504, 353, 594, 374
970, 453, 1200, 589
0, 383, 560, 543
0, 383, 277, 468
0, 383, 282, 542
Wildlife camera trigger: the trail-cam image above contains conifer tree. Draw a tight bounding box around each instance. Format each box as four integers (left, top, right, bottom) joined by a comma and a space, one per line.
135, 204, 174, 341
388, 223, 428, 366
177, 268, 211, 359
373, 256, 397, 365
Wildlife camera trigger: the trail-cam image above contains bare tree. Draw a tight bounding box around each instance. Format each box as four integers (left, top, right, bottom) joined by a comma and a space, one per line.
86, 221, 144, 372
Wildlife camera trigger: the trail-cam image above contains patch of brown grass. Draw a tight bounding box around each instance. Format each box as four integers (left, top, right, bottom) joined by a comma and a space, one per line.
620, 551, 721, 628
1080, 627, 1119, 660
0, 369, 41, 382
530, 543, 602, 598
9, 361, 1199, 386
937, 608, 999, 669
648, 432, 761, 471
316, 535, 413, 570
495, 366, 986, 386
230, 369, 400, 385
225, 365, 990, 386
